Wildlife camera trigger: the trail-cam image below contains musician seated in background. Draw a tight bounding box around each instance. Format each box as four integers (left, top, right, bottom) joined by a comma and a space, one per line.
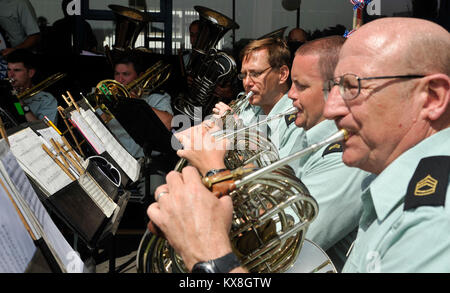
113, 55, 173, 130
286, 27, 308, 58
147, 17, 450, 273
196, 37, 305, 160
173, 35, 371, 271
5, 48, 58, 123
96, 54, 175, 198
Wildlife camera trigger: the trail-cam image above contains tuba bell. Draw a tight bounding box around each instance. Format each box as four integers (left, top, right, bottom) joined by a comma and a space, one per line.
173, 6, 239, 120
105, 4, 152, 66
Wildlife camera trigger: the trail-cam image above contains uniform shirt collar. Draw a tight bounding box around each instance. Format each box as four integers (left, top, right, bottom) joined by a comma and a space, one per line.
266, 93, 290, 118
304, 119, 338, 145
243, 92, 290, 117
368, 128, 450, 221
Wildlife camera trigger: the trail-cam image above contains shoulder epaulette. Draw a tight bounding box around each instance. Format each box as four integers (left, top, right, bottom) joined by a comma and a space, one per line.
404, 156, 450, 211
322, 141, 343, 157
285, 113, 296, 126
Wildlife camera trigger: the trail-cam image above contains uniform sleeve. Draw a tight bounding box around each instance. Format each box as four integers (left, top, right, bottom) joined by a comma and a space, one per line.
18, 0, 40, 37
26, 92, 58, 122
143, 92, 174, 115
300, 151, 366, 251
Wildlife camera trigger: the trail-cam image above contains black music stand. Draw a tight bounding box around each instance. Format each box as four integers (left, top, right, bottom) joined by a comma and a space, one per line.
110, 97, 181, 158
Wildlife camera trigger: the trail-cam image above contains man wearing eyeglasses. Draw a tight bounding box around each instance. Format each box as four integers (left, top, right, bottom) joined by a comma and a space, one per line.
211, 37, 305, 159
321, 17, 450, 272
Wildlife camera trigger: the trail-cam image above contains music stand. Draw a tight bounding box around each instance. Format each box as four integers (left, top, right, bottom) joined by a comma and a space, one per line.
110, 97, 182, 159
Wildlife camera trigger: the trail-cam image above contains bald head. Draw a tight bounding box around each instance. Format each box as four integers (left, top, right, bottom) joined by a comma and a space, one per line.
344, 17, 450, 76
287, 28, 308, 43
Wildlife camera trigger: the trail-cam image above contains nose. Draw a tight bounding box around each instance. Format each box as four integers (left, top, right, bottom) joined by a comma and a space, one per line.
242, 75, 254, 90
323, 84, 348, 121
287, 83, 296, 101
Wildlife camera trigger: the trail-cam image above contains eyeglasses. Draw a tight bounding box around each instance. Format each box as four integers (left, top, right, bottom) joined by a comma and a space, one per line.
237, 66, 272, 81
323, 73, 425, 100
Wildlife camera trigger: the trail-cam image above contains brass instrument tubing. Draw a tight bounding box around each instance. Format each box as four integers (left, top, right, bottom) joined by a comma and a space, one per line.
234, 129, 349, 188
100, 85, 113, 101
212, 107, 298, 140
222, 91, 254, 117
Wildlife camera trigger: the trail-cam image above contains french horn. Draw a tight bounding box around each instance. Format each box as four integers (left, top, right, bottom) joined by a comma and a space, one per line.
173, 91, 279, 172
137, 129, 348, 273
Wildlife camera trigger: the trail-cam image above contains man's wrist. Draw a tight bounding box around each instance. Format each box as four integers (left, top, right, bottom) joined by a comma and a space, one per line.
205, 168, 228, 177
200, 163, 226, 177
191, 252, 241, 273
184, 244, 234, 272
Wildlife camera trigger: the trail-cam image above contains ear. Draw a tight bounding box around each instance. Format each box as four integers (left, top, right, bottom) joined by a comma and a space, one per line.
27, 68, 36, 79
419, 73, 450, 121
278, 65, 290, 84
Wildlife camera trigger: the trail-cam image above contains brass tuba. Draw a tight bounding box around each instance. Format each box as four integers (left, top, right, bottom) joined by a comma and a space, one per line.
137, 129, 349, 273
105, 4, 152, 66
173, 6, 239, 120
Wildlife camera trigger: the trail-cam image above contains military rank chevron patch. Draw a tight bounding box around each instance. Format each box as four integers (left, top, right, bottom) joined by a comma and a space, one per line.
285, 113, 296, 126
322, 142, 343, 157
404, 156, 450, 211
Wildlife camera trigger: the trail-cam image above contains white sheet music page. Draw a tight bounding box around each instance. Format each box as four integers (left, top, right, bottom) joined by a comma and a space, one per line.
8, 128, 73, 195
78, 173, 117, 218
0, 140, 85, 273
80, 108, 140, 182
37, 127, 64, 147
0, 177, 36, 273
37, 127, 81, 178
70, 110, 106, 154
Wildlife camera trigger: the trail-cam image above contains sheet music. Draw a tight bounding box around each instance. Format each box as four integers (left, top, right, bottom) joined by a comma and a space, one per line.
0, 175, 36, 273
37, 127, 81, 178
70, 110, 106, 154
8, 128, 73, 195
37, 127, 64, 150
80, 108, 140, 181
78, 173, 117, 218
0, 141, 84, 273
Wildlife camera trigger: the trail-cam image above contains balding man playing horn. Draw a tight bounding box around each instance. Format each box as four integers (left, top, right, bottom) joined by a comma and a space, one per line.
322, 17, 450, 272
148, 18, 450, 273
